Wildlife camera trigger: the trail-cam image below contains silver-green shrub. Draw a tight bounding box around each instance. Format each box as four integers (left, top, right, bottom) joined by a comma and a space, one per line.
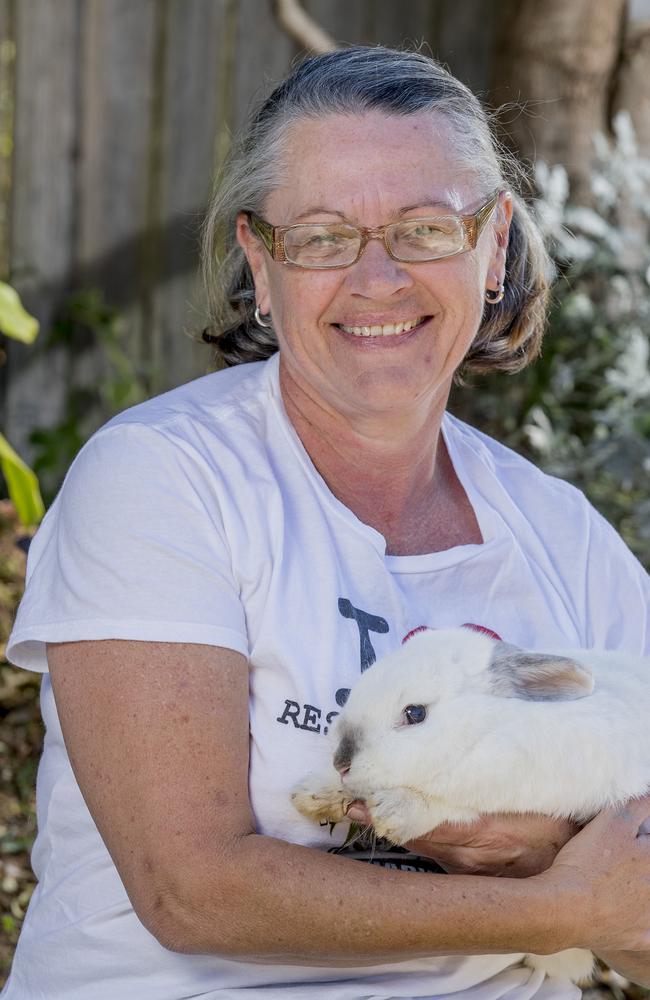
454, 112, 650, 569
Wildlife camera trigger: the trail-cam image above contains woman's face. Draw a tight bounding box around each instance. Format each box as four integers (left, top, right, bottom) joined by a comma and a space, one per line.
237, 112, 511, 424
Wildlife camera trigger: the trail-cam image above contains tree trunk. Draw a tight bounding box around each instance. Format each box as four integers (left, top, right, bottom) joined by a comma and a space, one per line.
490, 0, 627, 200
611, 15, 650, 153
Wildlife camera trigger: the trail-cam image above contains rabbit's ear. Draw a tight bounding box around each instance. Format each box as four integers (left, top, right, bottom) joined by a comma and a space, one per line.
488, 642, 594, 701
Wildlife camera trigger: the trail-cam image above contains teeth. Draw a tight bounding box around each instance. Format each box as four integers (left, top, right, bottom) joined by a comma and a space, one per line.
340, 317, 423, 337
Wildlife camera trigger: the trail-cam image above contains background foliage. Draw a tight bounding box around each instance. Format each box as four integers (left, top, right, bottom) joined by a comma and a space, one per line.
453, 112, 650, 571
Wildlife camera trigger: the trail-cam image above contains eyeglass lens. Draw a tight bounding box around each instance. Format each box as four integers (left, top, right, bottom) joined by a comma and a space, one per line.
282, 218, 465, 266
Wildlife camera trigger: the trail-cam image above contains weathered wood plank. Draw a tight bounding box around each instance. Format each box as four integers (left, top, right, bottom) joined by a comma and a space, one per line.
304, 0, 369, 45
150, 0, 232, 389
431, 0, 496, 93
0, 0, 15, 283
76, 0, 157, 374
231, 0, 298, 133
358, 0, 437, 50
4, 0, 79, 459
0, 0, 15, 429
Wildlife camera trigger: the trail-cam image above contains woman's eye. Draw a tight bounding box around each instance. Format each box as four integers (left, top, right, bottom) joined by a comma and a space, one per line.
306, 233, 340, 246
403, 704, 427, 725
295, 229, 349, 248
398, 220, 456, 243
411, 223, 444, 237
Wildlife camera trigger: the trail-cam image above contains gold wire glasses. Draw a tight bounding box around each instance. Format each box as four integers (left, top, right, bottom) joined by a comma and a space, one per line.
247, 190, 502, 269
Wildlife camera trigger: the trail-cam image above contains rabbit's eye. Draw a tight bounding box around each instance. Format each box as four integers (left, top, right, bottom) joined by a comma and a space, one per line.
403, 704, 427, 725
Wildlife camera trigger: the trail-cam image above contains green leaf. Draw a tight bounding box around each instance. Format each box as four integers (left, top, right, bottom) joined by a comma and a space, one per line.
0, 281, 39, 343
0, 433, 45, 525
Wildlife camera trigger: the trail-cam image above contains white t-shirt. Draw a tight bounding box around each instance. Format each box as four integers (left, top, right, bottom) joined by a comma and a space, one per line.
4, 353, 649, 1000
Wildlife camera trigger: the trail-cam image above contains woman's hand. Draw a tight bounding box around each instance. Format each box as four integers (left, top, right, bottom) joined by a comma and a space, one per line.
406, 813, 581, 877
539, 795, 650, 963
345, 803, 579, 877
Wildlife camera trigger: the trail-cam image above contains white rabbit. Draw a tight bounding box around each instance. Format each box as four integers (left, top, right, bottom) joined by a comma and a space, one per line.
292, 627, 650, 984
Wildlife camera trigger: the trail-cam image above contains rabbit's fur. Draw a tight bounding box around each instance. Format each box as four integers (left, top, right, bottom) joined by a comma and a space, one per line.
292, 627, 650, 984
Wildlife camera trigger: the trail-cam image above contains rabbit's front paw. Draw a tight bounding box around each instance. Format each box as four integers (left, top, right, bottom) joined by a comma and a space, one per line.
368, 788, 441, 844
291, 773, 350, 825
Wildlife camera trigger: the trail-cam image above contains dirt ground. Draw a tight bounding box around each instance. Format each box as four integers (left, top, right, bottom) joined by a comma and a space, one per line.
0, 499, 648, 995
0, 500, 40, 985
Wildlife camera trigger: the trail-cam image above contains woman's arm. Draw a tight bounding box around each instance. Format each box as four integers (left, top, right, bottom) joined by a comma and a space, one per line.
399, 800, 650, 987
595, 953, 650, 989
364, 800, 650, 987
46, 638, 573, 965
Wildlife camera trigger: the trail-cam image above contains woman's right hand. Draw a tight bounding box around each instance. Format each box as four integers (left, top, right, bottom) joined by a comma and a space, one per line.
537, 795, 650, 956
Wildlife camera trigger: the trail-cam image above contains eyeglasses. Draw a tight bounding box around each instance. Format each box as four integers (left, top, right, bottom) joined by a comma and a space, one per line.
247, 190, 502, 270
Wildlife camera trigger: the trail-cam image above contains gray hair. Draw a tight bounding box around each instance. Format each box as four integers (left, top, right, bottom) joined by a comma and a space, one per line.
201, 45, 552, 375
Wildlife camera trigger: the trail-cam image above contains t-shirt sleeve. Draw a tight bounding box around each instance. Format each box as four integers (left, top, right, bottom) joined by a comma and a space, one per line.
7, 422, 249, 672
583, 502, 650, 655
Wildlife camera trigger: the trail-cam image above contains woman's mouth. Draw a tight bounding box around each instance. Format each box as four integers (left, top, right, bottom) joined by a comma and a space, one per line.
336, 316, 427, 338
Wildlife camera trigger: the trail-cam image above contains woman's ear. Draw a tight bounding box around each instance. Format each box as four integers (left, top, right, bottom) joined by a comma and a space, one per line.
236, 212, 271, 313
485, 191, 513, 295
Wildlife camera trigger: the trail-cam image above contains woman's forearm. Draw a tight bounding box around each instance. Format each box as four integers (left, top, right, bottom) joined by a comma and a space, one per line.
151, 832, 571, 964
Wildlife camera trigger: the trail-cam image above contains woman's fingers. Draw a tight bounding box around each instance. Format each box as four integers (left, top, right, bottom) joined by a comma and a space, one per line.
637, 815, 650, 837
542, 796, 650, 953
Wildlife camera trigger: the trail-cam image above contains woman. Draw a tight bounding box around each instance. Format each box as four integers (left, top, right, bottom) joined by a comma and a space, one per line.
4, 46, 650, 1000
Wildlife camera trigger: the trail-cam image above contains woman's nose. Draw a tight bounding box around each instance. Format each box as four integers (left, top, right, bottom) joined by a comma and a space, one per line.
344, 238, 414, 299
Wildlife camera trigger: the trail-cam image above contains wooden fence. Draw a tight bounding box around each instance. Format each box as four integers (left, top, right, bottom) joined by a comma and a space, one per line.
0, 0, 502, 462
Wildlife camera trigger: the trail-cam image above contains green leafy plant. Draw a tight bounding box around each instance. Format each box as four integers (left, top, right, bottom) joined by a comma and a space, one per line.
28, 289, 151, 504
0, 282, 44, 526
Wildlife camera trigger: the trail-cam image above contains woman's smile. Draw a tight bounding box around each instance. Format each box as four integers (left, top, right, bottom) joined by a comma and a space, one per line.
335, 315, 428, 337
332, 314, 433, 348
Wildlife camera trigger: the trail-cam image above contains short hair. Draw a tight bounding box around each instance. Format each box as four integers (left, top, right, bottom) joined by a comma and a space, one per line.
201, 45, 552, 376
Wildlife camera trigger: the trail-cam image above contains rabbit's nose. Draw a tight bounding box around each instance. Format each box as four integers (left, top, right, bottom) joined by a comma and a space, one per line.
333, 731, 358, 775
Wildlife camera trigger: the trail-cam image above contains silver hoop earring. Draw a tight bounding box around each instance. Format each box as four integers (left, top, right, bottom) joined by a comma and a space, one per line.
254, 305, 273, 328
485, 284, 505, 305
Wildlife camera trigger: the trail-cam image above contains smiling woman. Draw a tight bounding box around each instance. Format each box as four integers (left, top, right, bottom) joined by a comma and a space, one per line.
3, 44, 650, 1000
237, 116, 507, 455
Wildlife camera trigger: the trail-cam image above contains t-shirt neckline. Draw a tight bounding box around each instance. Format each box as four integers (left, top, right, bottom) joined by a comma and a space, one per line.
264, 352, 500, 570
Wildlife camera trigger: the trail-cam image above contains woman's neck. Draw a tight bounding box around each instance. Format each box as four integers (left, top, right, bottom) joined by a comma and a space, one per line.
279, 363, 482, 555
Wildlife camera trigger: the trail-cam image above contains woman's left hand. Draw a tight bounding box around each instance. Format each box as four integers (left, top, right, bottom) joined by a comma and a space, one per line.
346, 803, 579, 877
405, 813, 581, 877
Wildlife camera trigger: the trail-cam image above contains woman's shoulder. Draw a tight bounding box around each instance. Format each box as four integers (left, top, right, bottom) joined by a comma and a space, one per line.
103, 357, 275, 438
50, 358, 280, 515
445, 413, 649, 650
68, 357, 279, 477
443, 411, 590, 518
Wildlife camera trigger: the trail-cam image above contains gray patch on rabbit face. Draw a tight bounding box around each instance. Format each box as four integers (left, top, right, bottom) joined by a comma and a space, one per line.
488, 642, 594, 701
333, 727, 361, 773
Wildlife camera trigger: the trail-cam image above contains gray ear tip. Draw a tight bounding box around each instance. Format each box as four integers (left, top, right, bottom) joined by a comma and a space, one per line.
489, 647, 595, 702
